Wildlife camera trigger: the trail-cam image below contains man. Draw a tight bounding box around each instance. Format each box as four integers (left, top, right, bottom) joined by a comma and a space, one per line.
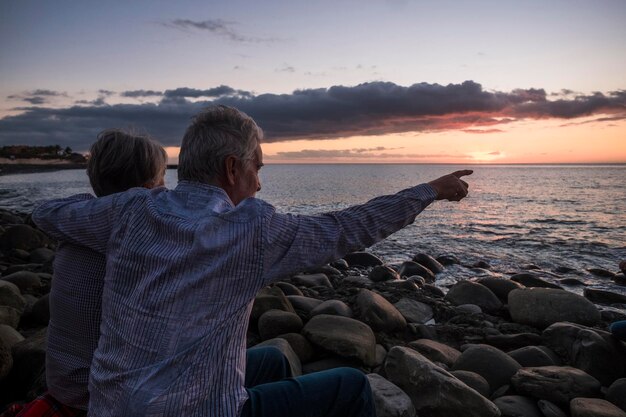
33, 105, 471, 417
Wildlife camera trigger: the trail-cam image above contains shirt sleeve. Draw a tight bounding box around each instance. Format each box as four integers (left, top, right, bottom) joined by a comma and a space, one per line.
261, 183, 437, 283
31, 192, 131, 254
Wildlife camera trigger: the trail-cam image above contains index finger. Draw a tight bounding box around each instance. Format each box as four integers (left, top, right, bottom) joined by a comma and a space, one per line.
452, 170, 473, 178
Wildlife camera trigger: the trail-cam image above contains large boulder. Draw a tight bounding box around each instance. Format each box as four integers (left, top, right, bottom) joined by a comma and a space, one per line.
356, 289, 406, 332
510, 273, 562, 289
449, 370, 491, 397
254, 338, 302, 377
445, 281, 502, 312
398, 261, 435, 282
369, 265, 400, 282
607, 378, 626, 412
584, 288, 626, 305
408, 339, 461, 368
570, 398, 626, 417
0, 224, 51, 251
452, 344, 521, 391
511, 366, 601, 406
412, 253, 444, 274
366, 373, 417, 417
385, 346, 500, 417
343, 252, 383, 267
542, 322, 625, 386
507, 346, 557, 367
0, 271, 42, 294
477, 277, 524, 303
302, 314, 377, 367
508, 288, 600, 328
310, 299, 352, 318
250, 287, 296, 322
0, 280, 26, 311
493, 395, 543, 417
276, 333, 314, 364
258, 310, 303, 340
292, 273, 333, 288
394, 298, 433, 324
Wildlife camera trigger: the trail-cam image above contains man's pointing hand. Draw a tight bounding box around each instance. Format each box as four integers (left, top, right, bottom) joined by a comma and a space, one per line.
428, 170, 473, 201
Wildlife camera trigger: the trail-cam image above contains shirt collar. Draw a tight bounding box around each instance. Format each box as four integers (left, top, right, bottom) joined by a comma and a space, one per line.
174, 180, 235, 210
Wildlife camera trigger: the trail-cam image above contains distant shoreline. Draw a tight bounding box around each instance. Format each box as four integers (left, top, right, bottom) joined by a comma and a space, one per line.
0, 163, 87, 176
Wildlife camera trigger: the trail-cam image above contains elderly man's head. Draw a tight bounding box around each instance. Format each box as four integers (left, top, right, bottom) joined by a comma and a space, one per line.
87, 129, 167, 197
178, 105, 264, 205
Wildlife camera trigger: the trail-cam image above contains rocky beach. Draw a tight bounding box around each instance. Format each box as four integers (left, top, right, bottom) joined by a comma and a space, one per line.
1, 207, 626, 416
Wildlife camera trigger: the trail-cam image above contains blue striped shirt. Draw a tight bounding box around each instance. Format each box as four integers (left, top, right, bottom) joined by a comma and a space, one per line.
33, 181, 436, 417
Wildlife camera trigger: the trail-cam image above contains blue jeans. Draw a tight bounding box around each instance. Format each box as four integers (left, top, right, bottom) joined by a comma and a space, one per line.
243, 347, 376, 417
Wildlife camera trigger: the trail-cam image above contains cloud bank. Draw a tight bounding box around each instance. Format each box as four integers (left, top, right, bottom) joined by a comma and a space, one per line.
1, 81, 624, 151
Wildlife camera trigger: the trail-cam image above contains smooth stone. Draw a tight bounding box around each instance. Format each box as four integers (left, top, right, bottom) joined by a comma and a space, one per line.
511, 366, 601, 406
30, 294, 50, 326
0, 210, 23, 225
483, 333, 543, 350
0, 306, 21, 328
510, 273, 562, 289
277, 333, 314, 364
258, 310, 303, 340
455, 304, 482, 314
385, 280, 420, 292
330, 259, 349, 270
0, 271, 41, 294
394, 298, 433, 324
28, 248, 55, 264
408, 338, 461, 367
508, 346, 557, 367
588, 268, 617, 278
301, 357, 366, 374
537, 400, 568, 417
374, 344, 387, 367
343, 252, 383, 267
0, 324, 24, 349
584, 288, 626, 305
450, 370, 491, 397
302, 314, 377, 367
555, 265, 578, 273
423, 284, 445, 297
405, 275, 425, 286
356, 289, 406, 332
508, 288, 601, 328
0, 224, 51, 251
613, 273, 626, 286
493, 395, 543, 417
473, 260, 492, 270
0, 280, 26, 311
286, 295, 323, 317
309, 265, 343, 277
274, 282, 303, 296
607, 378, 626, 412
559, 278, 587, 286
11, 249, 30, 260
369, 265, 400, 282
452, 344, 521, 392
0, 336, 12, 380
255, 338, 302, 377
385, 346, 500, 417
412, 253, 444, 274
437, 254, 460, 266
570, 398, 626, 417
445, 280, 502, 312
477, 277, 524, 302
397, 261, 435, 282
342, 276, 373, 288
543, 322, 624, 386
610, 320, 626, 340
250, 287, 296, 322
310, 299, 353, 318
292, 273, 333, 288
366, 373, 417, 417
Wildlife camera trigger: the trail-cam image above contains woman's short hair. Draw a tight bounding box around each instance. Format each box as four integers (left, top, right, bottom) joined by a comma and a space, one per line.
87, 129, 168, 197
177, 105, 262, 183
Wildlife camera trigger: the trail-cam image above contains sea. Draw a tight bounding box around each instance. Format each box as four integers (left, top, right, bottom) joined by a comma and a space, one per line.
1, 164, 625, 295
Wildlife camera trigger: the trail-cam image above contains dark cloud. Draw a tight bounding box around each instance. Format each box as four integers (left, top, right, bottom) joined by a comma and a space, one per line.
75, 97, 107, 106
30, 89, 67, 97
98, 89, 115, 96
7, 89, 69, 105
121, 89, 163, 98
161, 19, 280, 43
462, 128, 504, 134
276, 65, 295, 73
267, 147, 460, 160
1, 81, 624, 151
22, 97, 47, 105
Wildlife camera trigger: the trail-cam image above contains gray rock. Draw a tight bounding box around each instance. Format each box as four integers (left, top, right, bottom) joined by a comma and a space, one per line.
0, 324, 24, 349
408, 339, 461, 367
274, 282, 303, 296
0, 336, 12, 380
343, 252, 383, 267
369, 265, 400, 282
613, 273, 626, 286
436, 254, 460, 266
413, 253, 444, 274
277, 333, 314, 364
330, 259, 349, 270
292, 273, 333, 288
343, 276, 374, 288
398, 261, 435, 282
255, 338, 302, 377
310, 299, 352, 318
493, 395, 543, 417
423, 284, 445, 297
455, 304, 483, 314
508, 288, 600, 328
258, 310, 303, 340
510, 273, 562, 289
559, 278, 587, 286
286, 295, 323, 317
0, 306, 21, 328
584, 288, 626, 305
394, 298, 433, 324
483, 333, 543, 351
250, 287, 296, 322
588, 268, 617, 278
542, 322, 624, 387
0, 280, 25, 311
28, 247, 55, 264
537, 400, 568, 417
0, 271, 41, 294
477, 277, 524, 303
385, 346, 501, 417
445, 281, 502, 312
511, 366, 601, 406
507, 346, 557, 367
374, 344, 387, 367
452, 344, 521, 392
385, 280, 420, 292
356, 289, 406, 332
570, 398, 626, 417
607, 378, 626, 412
367, 373, 417, 417
450, 370, 491, 397
302, 314, 377, 367
0, 224, 51, 251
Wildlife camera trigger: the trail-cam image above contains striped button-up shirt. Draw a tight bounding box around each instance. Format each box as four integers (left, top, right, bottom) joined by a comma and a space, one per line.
33, 181, 436, 417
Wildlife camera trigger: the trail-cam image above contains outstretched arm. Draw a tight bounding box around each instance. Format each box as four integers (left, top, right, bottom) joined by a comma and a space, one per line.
262, 170, 472, 282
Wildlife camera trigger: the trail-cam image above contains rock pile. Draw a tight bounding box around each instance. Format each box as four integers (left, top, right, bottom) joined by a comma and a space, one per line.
2, 208, 626, 417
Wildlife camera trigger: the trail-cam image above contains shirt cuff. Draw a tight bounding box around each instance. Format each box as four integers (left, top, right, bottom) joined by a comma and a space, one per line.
410, 183, 438, 205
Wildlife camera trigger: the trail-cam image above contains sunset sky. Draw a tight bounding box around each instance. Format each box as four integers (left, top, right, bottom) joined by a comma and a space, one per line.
1, 0, 625, 164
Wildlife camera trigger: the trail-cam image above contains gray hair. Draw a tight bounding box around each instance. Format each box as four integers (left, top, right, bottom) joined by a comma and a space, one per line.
178, 105, 262, 183
87, 129, 168, 197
